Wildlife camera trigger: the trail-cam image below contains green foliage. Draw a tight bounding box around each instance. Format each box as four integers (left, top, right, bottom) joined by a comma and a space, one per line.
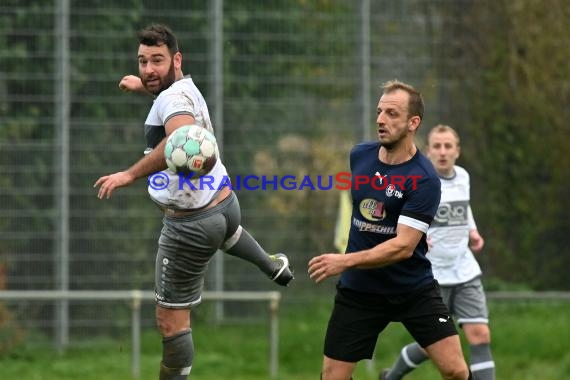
0, 304, 26, 355
441, 0, 570, 289
248, 133, 353, 255
211, 2, 358, 272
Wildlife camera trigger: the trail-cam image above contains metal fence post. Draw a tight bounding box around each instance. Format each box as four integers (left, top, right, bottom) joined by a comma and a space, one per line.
269, 293, 280, 378
131, 290, 143, 380
54, 0, 71, 353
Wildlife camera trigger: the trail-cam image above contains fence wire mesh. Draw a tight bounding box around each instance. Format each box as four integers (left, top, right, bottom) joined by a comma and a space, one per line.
0, 0, 526, 345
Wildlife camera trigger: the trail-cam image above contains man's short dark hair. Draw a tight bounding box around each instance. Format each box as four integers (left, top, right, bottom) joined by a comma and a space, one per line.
138, 24, 179, 56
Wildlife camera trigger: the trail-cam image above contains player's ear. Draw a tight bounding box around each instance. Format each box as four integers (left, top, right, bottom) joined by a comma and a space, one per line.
173, 51, 182, 69
408, 116, 421, 132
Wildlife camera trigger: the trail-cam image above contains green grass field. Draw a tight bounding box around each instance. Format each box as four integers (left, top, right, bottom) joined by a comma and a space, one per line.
1, 300, 569, 380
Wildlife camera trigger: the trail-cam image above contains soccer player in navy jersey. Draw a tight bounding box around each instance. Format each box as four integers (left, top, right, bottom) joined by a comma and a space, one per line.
308, 80, 471, 380
381, 125, 494, 380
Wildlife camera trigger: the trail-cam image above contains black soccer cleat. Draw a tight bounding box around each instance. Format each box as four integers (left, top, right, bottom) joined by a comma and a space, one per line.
269, 253, 294, 287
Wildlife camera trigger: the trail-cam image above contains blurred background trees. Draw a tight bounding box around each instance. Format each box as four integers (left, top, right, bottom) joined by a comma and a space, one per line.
436, 0, 570, 289
0, 1, 568, 344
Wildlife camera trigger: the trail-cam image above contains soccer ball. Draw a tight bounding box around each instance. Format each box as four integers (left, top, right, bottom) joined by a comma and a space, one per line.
164, 124, 218, 178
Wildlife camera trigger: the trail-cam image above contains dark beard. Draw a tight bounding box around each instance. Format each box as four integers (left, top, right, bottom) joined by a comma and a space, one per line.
146, 62, 176, 95
159, 63, 176, 93
381, 141, 396, 150
380, 128, 408, 150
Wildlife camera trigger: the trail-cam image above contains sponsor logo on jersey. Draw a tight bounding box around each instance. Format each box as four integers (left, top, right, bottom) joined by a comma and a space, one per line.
385, 184, 403, 198
352, 217, 396, 234
433, 200, 469, 226
359, 198, 386, 221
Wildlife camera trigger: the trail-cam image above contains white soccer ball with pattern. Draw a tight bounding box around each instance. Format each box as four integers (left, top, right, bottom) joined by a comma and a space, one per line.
164, 124, 218, 178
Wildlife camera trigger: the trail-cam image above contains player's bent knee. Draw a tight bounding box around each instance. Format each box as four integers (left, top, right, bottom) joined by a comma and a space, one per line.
444, 367, 469, 380
464, 324, 491, 344
156, 307, 191, 337
321, 356, 356, 380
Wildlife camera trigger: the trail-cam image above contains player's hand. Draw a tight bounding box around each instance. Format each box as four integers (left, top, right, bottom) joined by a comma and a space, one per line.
308, 253, 347, 283
118, 75, 144, 93
93, 171, 135, 199
469, 229, 485, 253
426, 236, 433, 252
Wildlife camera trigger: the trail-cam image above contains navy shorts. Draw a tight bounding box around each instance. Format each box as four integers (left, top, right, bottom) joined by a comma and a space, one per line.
324, 281, 458, 362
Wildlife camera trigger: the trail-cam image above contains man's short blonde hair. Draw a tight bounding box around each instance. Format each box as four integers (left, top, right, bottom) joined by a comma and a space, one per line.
427, 124, 460, 146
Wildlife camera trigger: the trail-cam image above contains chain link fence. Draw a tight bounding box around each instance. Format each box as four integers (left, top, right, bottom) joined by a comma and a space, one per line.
1, 0, 483, 348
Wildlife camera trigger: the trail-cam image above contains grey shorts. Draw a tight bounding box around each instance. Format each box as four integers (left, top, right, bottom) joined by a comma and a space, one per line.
439, 277, 489, 326
155, 192, 241, 309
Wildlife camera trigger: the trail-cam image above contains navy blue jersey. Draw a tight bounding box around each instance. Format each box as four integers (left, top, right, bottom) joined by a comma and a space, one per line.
339, 141, 441, 294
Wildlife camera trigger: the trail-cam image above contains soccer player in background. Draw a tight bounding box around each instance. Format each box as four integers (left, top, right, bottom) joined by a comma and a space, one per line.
381, 125, 494, 380
308, 80, 471, 380
94, 24, 293, 379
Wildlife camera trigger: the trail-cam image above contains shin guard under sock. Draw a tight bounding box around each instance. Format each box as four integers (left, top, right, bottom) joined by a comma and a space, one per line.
470, 343, 495, 380
159, 330, 194, 380
385, 342, 429, 379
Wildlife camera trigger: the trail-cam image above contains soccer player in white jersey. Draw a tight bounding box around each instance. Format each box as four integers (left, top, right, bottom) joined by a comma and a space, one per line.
94, 24, 293, 379
381, 124, 494, 380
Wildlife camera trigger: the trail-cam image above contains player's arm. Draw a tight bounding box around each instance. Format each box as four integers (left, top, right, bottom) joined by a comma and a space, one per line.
467, 205, 484, 252
129, 113, 196, 174
469, 229, 484, 252
352, 224, 424, 268
308, 224, 423, 283
94, 114, 195, 199
118, 75, 153, 96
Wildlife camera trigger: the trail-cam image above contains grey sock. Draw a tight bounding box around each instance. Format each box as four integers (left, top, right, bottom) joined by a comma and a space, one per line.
159, 330, 194, 380
223, 226, 277, 275
386, 342, 429, 379
470, 343, 495, 380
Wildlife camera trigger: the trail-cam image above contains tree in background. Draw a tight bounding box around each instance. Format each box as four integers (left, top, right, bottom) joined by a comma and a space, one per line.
443, 0, 570, 289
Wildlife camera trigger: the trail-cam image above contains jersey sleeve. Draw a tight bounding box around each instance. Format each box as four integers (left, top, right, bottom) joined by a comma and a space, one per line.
464, 168, 477, 230
155, 90, 197, 125
467, 205, 477, 230
398, 176, 441, 234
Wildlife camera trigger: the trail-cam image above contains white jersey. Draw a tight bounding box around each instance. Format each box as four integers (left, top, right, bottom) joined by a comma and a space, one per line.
144, 76, 229, 210
428, 165, 481, 285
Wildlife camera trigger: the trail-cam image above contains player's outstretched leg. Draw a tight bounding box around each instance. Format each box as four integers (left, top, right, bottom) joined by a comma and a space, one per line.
380, 342, 428, 379
223, 225, 294, 286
